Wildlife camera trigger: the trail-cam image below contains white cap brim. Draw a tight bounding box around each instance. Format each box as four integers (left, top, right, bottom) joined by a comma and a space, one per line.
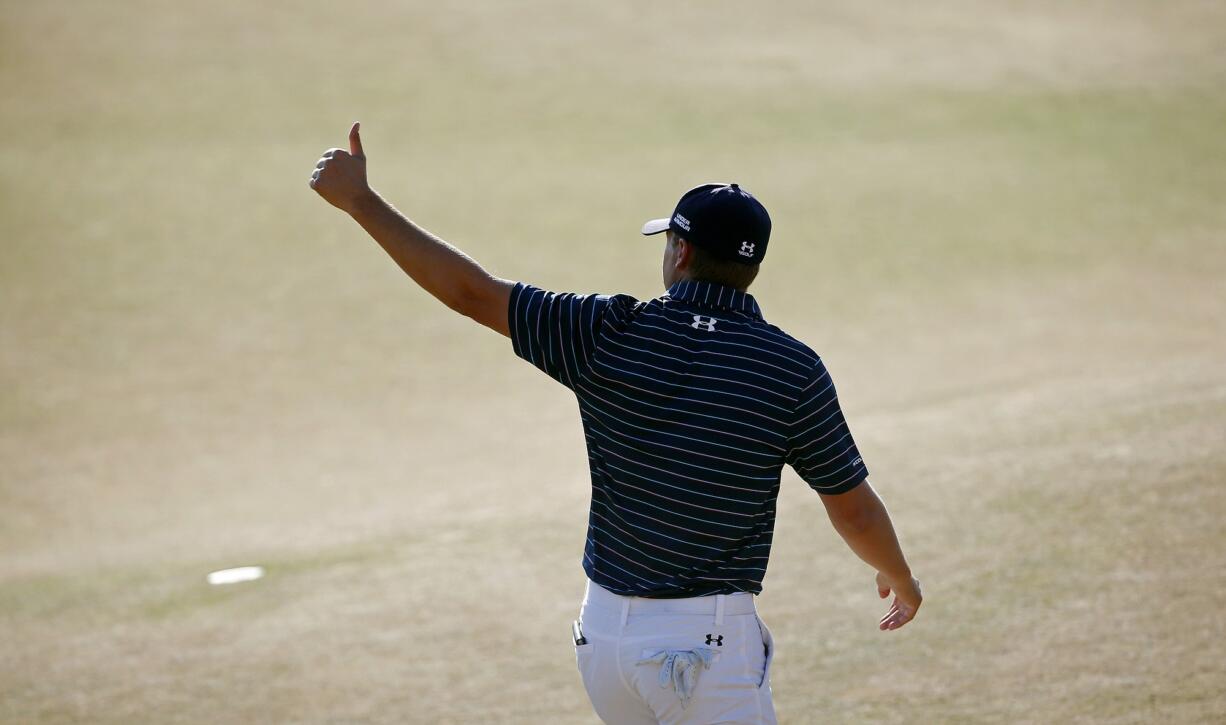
641, 218, 670, 235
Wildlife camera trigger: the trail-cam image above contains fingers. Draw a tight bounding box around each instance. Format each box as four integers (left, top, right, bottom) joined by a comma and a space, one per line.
873, 572, 921, 632
878, 598, 917, 631
307, 126, 364, 196
309, 149, 346, 188
879, 603, 899, 630
349, 121, 364, 158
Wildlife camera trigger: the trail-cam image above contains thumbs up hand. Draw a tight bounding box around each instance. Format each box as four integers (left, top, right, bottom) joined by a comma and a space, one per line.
310, 122, 373, 214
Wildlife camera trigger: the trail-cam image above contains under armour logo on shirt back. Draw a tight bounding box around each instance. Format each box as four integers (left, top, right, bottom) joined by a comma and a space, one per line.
691, 315, 717, 332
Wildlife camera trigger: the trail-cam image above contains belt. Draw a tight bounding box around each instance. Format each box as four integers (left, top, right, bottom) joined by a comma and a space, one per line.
583, 579, 757, 619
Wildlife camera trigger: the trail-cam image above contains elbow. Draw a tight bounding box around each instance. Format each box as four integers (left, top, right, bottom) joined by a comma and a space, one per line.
446, 281, 485, 319
450, 278, 509, 335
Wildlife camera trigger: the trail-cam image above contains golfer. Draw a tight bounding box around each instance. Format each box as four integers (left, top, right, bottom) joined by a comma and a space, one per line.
310, 123, 921, 724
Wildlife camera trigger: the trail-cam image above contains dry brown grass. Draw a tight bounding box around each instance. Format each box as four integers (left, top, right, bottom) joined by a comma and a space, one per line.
2, 1, 1224, 723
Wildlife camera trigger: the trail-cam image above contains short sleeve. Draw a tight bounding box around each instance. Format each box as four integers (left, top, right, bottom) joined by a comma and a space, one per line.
785, 359, 869, 494
508, 282, 614, 389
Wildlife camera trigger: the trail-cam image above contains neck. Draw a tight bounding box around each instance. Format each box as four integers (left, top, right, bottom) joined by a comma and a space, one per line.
677, 275, 749, 294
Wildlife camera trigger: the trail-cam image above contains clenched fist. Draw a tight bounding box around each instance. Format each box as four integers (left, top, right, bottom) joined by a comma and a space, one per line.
309, 122, 373, 214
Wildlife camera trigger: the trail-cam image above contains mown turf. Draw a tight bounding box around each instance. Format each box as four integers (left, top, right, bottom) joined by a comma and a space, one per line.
2, 1, 1224, 723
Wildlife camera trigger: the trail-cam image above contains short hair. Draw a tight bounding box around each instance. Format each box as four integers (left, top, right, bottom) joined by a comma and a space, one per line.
685, 239, 760, 291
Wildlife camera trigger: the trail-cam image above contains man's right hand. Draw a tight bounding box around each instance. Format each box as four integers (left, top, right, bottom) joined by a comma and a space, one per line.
309, 122, 374, 215
876, 571, 922, 631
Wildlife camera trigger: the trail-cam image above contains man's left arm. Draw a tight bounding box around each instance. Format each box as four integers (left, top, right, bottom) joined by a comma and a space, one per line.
310, 122, 513, 337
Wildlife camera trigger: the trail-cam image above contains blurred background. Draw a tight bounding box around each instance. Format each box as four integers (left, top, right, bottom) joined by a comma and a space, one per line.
2, 1, 1224, 722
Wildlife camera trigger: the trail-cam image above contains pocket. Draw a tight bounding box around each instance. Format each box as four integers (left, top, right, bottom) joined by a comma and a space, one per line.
573, 620, 595, 674
575, 641, 595, 674
755, 615, 776, 690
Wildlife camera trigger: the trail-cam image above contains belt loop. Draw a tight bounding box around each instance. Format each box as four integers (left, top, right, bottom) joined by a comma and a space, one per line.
620, 598, 630, 631
715, 594, 725, 626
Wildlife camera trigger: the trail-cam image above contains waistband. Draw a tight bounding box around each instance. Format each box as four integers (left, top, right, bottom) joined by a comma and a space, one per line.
584, 579, 757, 617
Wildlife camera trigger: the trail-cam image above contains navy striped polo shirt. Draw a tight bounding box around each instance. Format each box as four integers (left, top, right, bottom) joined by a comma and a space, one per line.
509, 279, 868, 597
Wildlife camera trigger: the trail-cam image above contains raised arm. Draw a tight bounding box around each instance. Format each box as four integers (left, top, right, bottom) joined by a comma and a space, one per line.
820, 480, 922, 631
309, 123, 513, 336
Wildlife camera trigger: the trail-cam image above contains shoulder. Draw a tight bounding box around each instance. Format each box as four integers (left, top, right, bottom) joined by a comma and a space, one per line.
767, 323, 822, 364
598, 292, 648, 324
740, 317, 824, 370
510, 284, 648, 338
511, 283, 638, 312
736, 320, 839, 401
605, 292, 644, 311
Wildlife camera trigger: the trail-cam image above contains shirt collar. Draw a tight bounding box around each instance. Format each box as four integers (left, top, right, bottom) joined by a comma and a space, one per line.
665, 280, 763, 319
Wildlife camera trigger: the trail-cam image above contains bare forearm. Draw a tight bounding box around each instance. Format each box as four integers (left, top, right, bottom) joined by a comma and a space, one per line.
348, 191, 498, 314
829, 487, 911, 580
821, 480, 922, 630
309, 123, 511, 334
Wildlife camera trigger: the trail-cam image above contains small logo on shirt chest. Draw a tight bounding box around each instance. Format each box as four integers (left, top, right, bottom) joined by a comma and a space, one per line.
691, 315, 717, 332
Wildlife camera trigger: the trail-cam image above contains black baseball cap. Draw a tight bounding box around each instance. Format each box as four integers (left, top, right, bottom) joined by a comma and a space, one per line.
641, 183, 771, 265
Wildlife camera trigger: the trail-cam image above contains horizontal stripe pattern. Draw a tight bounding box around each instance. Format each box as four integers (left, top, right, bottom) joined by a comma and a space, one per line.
509, 279, 867, 597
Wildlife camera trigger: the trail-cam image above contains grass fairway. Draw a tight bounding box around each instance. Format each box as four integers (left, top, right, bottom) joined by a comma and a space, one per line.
2, 1, 1224, 723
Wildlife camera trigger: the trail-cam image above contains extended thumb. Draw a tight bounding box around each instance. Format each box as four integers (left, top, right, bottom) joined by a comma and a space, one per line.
349, 122, 364, 157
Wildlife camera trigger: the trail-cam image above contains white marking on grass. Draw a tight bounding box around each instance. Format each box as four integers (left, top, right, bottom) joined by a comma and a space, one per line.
207, 566, 264, 586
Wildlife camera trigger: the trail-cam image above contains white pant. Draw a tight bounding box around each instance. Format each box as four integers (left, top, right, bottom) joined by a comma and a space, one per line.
574, 580, 778, 724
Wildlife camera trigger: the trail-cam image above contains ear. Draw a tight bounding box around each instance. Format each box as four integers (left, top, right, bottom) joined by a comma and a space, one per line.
674, 236, 694, 272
